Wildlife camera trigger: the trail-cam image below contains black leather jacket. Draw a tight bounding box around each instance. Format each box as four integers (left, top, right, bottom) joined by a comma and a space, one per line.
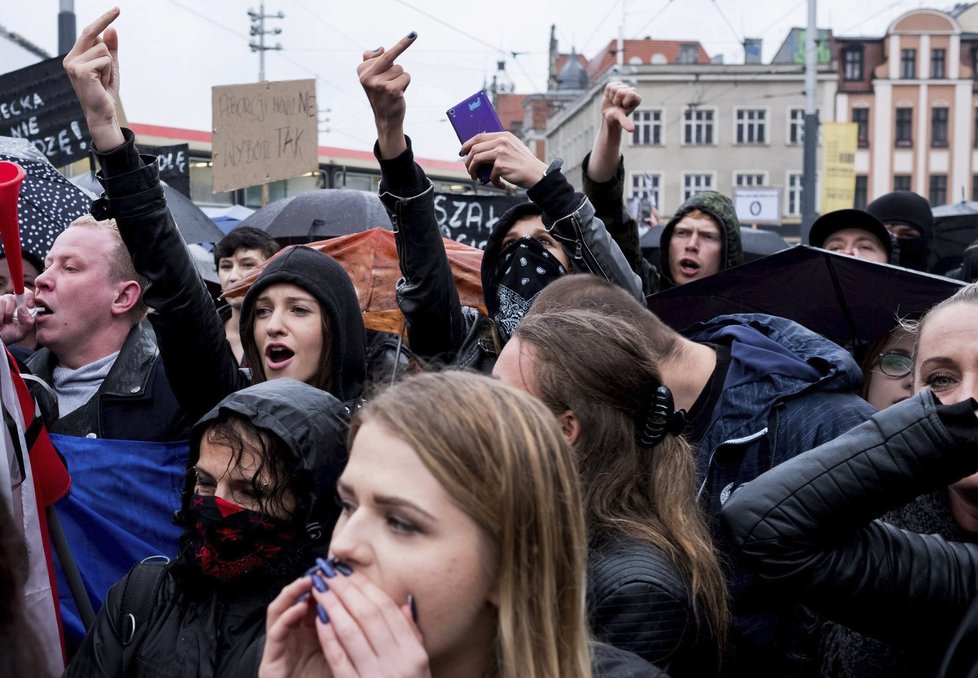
377, 141, 643, 373
721, 391, 978, 677
27, 322, 189, 441
588, 537, 716, 677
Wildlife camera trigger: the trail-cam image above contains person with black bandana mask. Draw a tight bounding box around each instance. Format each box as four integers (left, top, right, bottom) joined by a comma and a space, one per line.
866, 190, 933, 272
359, 32, 643, 373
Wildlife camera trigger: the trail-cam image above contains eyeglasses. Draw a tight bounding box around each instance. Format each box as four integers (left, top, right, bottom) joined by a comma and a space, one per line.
877, 351, 912, 378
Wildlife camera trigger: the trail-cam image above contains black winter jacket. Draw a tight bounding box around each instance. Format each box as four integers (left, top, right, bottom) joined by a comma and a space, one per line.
377, 140, 643, 373
721, 390, 978, 677
27, 321, 189, 441
588, 537, 716, 677
65, 379, 351, 677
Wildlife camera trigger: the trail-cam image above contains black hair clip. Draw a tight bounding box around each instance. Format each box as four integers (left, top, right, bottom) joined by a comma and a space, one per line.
639, 385, 686, 448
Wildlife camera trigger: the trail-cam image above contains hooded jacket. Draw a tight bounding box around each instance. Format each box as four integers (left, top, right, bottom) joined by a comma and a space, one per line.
239, 246, 367, 402
377, 139, 643, 373
65, 379, 351, 677
660, 192, 744, 289
683, 313, 876, 677
721, 391, 978, 678
93, 130, 365, 422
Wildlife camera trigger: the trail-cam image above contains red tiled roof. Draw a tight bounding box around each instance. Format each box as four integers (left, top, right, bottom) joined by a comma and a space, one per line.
585, 39, 711, 81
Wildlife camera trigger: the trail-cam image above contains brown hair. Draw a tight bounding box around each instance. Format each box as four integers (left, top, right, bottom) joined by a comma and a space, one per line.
350, 371, 592, 678
67, 214, 149, 322
514, 309, 729, 658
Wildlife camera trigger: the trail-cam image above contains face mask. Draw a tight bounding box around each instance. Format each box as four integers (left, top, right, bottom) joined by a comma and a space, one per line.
186, 494, 300, 582
489, 238, 566, 343
893, 236, 929, 271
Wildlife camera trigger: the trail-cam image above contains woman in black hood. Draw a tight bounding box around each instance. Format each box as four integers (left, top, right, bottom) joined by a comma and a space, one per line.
65, 378, 351, 676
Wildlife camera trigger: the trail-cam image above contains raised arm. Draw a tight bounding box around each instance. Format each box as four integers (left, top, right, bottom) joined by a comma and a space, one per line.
360, 34, 471, 361
64, 9, 246, 421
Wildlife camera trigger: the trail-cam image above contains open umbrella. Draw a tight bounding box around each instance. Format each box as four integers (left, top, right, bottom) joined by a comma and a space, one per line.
930, 201, 978, 275
640, 224, 790, 263
202, 204, 256, 235
239, 188, 392, 244
645, 245, 964, 349
70, 171, 225, 245
0, 137, 92, 260
224, 227, 484, 335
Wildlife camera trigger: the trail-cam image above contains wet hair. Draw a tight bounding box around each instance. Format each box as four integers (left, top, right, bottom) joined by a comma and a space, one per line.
66, 214, 149, 322
213, 227, 280, 268
514, 309, 729, 660
350, 371, 592, 678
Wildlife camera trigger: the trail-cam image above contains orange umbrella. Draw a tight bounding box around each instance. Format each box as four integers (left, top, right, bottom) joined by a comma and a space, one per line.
224, 227, 486, 335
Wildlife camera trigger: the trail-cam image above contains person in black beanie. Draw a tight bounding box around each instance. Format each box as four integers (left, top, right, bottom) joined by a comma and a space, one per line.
866, 190, 933, 272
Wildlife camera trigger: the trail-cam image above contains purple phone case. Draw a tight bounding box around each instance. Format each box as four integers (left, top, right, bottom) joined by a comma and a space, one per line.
447, 90, 503, 183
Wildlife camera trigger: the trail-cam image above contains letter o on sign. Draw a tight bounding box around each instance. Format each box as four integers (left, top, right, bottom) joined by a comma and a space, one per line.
750, 200, 762, 216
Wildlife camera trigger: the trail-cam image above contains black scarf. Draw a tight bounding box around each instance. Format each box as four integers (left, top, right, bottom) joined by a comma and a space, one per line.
488, 238, 566, 343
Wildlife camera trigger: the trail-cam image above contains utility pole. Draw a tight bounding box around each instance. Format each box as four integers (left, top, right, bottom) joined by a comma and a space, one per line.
248, 3, 284, 82
801, 0, 819, 241
58, 0, 76, 55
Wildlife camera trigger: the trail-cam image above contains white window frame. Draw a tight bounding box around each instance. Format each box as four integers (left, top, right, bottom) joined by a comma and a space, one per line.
629, 109, 664, 146
681, 172, 716, 202
734, 107, 768, 145
681, 106, 717, 146
787, 107, 805, 145
786, 171, 803, 217
734, 171, 769, 187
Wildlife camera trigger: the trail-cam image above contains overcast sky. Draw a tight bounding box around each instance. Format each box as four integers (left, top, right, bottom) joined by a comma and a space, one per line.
4, 0, 936, 161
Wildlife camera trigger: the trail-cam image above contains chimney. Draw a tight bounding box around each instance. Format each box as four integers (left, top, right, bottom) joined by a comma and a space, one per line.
744, 38, 762, 64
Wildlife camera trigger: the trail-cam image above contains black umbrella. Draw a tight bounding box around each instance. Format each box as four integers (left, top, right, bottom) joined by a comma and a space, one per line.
239, 188, 392, 245
646, 245, 965, 348
70, 171, 225, 245
0, 137, 92, 260
640, 224, 790, 263
930, 201, 978, 275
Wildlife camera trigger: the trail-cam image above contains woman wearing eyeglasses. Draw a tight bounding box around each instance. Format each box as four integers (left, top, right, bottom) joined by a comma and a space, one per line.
860, 327, 915, 411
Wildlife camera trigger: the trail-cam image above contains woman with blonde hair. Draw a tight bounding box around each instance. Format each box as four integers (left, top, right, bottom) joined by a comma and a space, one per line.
260, 371, 660, 678
494, 308, 729, 676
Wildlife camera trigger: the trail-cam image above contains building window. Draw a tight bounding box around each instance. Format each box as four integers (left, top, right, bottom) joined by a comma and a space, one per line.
678, 43, 699, 64
788, 108, 804, 144
901, 49, 916, 79
629, 173, 662, 216
894, 175, 912, 191
932, 107, 949, 148
683, 108, 715, 145
843, 47, 864, 80
631, 110, 663, 146
735, 172, 767, 187
682, 173, 714, 201
929, 174, 947, 206
973, 174, 978, 201
931, 48, 946, 79
852, 108, 869, 148
735, 108, 767, 144
896, 107, 913, 146
854, 176, 868, 209
787, 172, 803, 217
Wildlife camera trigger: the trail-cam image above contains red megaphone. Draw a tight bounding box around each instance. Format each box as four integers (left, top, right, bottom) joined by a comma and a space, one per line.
0, 160, 26, 302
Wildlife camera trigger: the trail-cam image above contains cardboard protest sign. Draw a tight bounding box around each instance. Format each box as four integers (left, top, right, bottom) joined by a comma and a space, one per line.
139, 143, 191, 198
434, 192, 523, 249
211, 79, 318, 193
0, 56, 91, 168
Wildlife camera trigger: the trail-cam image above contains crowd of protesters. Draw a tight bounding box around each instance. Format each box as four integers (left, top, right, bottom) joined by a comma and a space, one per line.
1, 7, 978, 678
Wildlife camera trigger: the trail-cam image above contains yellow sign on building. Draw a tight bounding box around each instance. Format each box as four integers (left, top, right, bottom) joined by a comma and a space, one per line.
821, 122, 859, 212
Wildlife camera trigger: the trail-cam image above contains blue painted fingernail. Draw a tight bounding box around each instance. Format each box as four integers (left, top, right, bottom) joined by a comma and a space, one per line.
407, 31, 417, 39
335, 561, 353, 576
312, 573, 329, 593
317, 557, 336, 578
304, 564, 320, 577
293, 591, 310, 605
317, 603, 330, 624
373, 46, 383, 52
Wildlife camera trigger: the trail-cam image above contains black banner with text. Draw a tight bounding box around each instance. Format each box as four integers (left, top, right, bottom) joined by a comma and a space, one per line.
433, 192, 523, 249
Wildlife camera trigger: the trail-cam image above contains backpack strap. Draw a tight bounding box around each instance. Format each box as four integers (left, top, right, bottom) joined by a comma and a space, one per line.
119, 560, 167, 672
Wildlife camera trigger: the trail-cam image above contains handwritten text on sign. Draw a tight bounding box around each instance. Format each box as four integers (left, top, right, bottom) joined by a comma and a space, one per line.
211, 79, 318, 193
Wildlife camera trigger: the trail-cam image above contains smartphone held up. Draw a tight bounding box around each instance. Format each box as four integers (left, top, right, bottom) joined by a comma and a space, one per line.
447, 90, 503, 184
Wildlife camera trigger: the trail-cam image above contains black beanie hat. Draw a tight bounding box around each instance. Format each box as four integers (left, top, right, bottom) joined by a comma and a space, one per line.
865, 191, 933, 240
